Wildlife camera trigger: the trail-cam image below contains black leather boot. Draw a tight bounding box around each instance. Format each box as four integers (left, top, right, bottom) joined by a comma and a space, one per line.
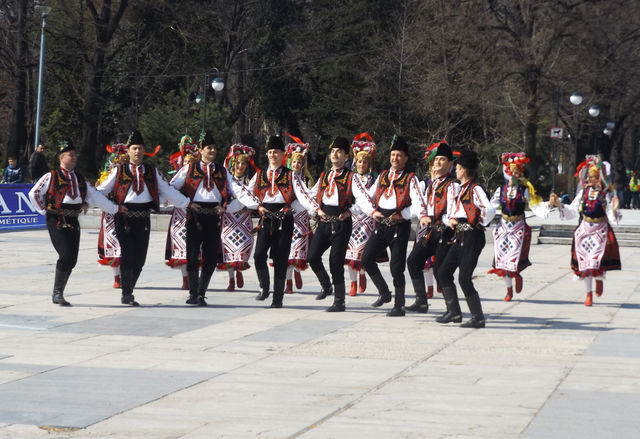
314, 266, 333, 300
120, 269, 139, 306
256, 269, 270, 301
387, 284, 405, 316
327, 283, 346, 312
52, 269, 72, 307
435, 285, 461, 323
197, 270, 213, 306
460, 293, 485, 328
270, 278, 285, 308
186, 270, 200, 305
405, 277, 429, 313
370, 272, 392, 307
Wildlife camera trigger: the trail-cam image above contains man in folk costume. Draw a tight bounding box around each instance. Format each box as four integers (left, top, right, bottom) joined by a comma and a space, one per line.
96, 142, 129, 288
405, 140, 457, 313
345, 133, 377, 296
359, 135, 430, 317
96, 130, 190, 306
283, 135, 315, 294
243, 135, 320, 308
488, 153, 549, 301
164, 135, 200, 291
436, 149, 496, 328
170, 131, 259, 306
307, 136, 375, 312
218, 143, 259, 291
549, 155, 621, 306
29, 141, 121, 306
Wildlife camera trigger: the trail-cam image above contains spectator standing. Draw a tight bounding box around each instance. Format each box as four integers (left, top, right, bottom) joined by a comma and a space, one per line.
630, 170, 640, 209
2, 157, 24, 184
29, 144, 49, 181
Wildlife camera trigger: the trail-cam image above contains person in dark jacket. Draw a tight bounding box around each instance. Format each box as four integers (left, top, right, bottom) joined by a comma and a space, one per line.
29, 144, 49, 181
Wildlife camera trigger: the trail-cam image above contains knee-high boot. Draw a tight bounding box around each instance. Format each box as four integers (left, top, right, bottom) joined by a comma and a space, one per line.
370, 272, 392, 307
256, 269, 270, 301
315, 267, 333, 300
327, 283, 346, 312
387, 284, 405, 316
120, 269, 139, 306
186, 270, 200, 305
197, 270, 213, 306
52, 269, 72, 306
435, 286, 461, 323
461, 293, 485, 328
270, 278, 285, 308
405, 277, 429, 313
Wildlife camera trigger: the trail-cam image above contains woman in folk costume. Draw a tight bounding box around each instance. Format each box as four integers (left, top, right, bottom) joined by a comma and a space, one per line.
549, 155, 621, 306
488, 153, 549, 301
284, 134, 315, 294
345, 132, 377, 296
96, 143, 129, 288
164, 135, 200, 290
218, 143, 259, 291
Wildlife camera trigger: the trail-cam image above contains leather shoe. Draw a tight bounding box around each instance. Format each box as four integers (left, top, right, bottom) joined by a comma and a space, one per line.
121, 294, 139, 306
387, 306, 405, 317
316, 288, 333, 300
256, 290, 270, 301
460, 317, 485, 328
197, 296, 207, 307
270, 301, 283, 309
404, 301, 429, 313
326, 303, 346, 312
371, 293, 392, 308
186, 295, 199, 305
436, 311, 462, 324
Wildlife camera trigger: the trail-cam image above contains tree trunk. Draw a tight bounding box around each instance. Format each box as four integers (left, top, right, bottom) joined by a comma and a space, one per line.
6, 0, 29, 165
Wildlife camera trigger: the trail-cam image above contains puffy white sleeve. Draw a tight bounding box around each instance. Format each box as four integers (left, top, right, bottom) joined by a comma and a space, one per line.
85, 184, 119, 214
292, 173, 320, 213
28, 172, 51, 215
353, 174, 377, 216
525, 188, 549, 219
227, 171, 260, 210
404, 175, 428, 220
490, 187, 501, 211
556, 189, 581, 221
95, 167, 118, 195
473, 186, 496, 227
606, 192, 622, 225
156, 169, 189, 208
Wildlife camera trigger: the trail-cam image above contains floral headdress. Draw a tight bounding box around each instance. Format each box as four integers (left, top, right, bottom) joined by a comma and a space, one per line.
575, 154, 612, 190
224, 143, 259, 175
352, 132, 376, 160
97, 143, 129, 185
500, 152, 541, 205
284, 133, 314, 185
169, 135, 199, 173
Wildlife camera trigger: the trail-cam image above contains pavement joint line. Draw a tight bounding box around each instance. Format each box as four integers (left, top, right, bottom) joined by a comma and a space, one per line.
285, 324, 477, 438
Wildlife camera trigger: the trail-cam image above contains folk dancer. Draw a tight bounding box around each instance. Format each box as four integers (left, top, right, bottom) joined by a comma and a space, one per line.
549, 155, 621, 306
96, 130, 190, 306
283, 134, 315, 294
359, 135, 430, 317
218, 143, 259, 291
488, 153, 549, 301
29, 140, 121, 306
436, 149, 496, 328
243, 135, 320, 309
96, 142, 129, 288
169, 131, 259, 306
164, 135, 200, 290
406, 140, 457, 313
344, 133, 377, 297
307, 136, 375, 312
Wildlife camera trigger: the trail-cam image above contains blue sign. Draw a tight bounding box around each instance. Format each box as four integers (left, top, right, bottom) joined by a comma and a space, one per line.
0, 184, 46, 231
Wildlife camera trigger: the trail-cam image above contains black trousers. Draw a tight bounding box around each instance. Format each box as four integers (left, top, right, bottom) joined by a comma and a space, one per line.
186, 209, 221, 276
437, 228, 485, 298
254, 214, 294, 282
308, 218, 352, 287
46, 213, 80, 272
407, 227, 453, 283
361, 220, 411, 290
115, 207, 151, 273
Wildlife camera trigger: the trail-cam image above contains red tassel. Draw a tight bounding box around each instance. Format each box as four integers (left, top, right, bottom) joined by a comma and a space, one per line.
353, 132, 373, 142
144, 145, 162, 157
284, 132, 303, 145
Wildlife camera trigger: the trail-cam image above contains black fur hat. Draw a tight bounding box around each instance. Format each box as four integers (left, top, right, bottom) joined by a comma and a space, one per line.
266, 135, 285, 151
126, 130, 145, 147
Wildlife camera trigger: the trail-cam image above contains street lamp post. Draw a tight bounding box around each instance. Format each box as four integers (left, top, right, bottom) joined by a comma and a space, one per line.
33, 5, 51, 153
552, 89, 583, 193
195, 68, 224, 133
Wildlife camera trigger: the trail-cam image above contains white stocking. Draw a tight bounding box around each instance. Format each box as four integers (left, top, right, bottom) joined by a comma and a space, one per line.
348, 267, 358, 282
286, 265, 293, 281
423, 268, 434, 287
180, 265, 187, 276
227, 268, 234, 279
112, 266, 120, 276
504, 276, 513, 289
583, 276, 593, 293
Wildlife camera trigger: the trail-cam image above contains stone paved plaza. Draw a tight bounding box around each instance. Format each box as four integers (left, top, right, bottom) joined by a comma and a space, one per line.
0, 217, 639, 438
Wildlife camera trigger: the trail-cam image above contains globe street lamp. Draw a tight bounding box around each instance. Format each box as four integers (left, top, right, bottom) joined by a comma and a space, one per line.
196, 68, 224, 132
33, 5, 52, 153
